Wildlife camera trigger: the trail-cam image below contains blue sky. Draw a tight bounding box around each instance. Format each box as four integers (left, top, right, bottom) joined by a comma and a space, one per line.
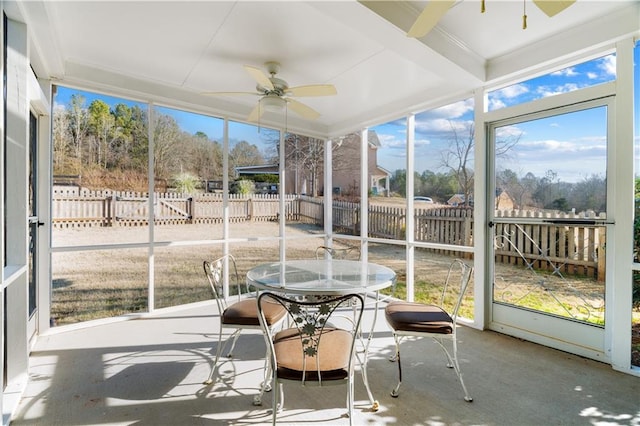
55, 47, 639, 184
53, 90, 275, 149
372, 52, 631, 183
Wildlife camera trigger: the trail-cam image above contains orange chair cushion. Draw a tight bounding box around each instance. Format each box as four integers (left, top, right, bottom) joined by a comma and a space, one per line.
385, 301, 453, 334
273, 327, 352, 381
223, 298, 286, 326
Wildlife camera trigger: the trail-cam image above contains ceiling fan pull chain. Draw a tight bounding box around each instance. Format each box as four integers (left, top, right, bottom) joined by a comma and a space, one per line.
522, 0, 528, 29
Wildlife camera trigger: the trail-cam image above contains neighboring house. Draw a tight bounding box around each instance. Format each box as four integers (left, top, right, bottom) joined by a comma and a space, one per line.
332, 130, 391, 197
495, 189, 515, 210
447, 193, 467, 207
234, 164, 280, 194
370, 164, 392, 196
234, 130, 392, 197
447, 189, 514, 209
235, 164, 279, 177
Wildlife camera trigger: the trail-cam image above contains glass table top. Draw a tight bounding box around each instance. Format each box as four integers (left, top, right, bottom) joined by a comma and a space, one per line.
246, 259, 396, 295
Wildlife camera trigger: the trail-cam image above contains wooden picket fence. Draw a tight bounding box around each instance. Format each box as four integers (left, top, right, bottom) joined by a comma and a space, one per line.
52, 188, 299, 227
51, 189, 603, 279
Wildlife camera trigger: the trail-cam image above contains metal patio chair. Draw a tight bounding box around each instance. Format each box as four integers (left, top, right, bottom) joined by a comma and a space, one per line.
202, 254, 287, 405
315, 245, 361, 260
257, 291, 365, 425
384, 258, 474, 402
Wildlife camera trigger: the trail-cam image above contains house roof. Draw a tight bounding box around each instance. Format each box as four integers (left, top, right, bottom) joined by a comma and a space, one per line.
235, 164, 279, 175
12, 1, 638, 139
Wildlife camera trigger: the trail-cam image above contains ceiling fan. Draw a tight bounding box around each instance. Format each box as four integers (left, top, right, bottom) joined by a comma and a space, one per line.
202, 61, 337, 122
407, 0, 577, 38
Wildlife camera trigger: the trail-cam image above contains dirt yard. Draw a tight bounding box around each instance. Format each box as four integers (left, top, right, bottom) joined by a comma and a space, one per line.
51, 220, 639, 366
51, 221, 462, 322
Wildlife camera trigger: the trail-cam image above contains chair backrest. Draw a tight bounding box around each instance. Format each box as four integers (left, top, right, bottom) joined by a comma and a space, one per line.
257, 291, 364, 385
203, 254, 242, 313
440, 259, 474, 323
315, 245, 361, 260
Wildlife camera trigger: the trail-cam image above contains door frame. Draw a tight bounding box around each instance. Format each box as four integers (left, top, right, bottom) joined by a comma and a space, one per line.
483, 87, 616, 363
27, 67, 51, 342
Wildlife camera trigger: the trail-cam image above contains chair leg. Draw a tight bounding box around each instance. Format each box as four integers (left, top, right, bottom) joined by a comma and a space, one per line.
271, 381, 283, 426
253, 345, 273, 406
271, 380, 278, 426
203, 328, 240, 385
451, 337, 473, 402
226, 329, 242, 357
346, 374, 354, 426
278, 381, 284, 412
390, 335, 403, 398
203, 328, 228, 385
434, 337, 473, 402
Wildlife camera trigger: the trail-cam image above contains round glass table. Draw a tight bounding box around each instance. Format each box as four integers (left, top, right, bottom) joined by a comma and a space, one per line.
246, 258, 397, 411
246, 258, 396, 296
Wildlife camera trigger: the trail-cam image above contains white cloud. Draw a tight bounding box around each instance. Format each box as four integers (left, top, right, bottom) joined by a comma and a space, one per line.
537, 83, 580, 97
377, 133, 405, 149
518, 138, 605, 157
489, 98, 506, 110
415, 117, 473, 134
496, 125, 524, 138
586, 72, 598, 79
522, 139, 570, 151
598, 55, 616, 77
494, 84, 529, 99
416, 98, 473, 120
551, 67, 578, 77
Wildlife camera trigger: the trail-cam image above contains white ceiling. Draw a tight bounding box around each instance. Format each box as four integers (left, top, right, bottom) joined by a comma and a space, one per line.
12, 0, 640, 138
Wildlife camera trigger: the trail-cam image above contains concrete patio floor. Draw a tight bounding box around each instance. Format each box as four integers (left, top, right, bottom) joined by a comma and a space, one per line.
10, 299, 640, 425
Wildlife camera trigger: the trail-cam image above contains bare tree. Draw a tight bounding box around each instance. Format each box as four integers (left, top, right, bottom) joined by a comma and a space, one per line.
441, 121, 521, 206
440, 121, 475, 205
229, 140, 266, 180
67, 94, 89, 170
285, 134, 324, 196
153, 113, 182, 179
52, 105, 73, 174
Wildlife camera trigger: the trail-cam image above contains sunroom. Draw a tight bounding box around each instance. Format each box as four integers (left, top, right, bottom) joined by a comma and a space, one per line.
2, 1, 639, 424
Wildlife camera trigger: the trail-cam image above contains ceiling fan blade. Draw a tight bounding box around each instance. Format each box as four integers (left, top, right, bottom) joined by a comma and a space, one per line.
201, 91, 259, 96
287, 84, 337, 97
246, 103, 264, 123
532, 0, 576, 17
287, 99, 321, 120
244, 65, 274, 91
407, 0, 456, 38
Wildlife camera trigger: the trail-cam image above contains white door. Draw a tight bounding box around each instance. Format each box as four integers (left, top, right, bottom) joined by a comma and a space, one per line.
488, 99, 612, 362
27, 110, 41, 341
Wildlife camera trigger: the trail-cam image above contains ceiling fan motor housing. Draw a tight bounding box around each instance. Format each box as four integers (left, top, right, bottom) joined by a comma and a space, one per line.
257, 76, 288, 96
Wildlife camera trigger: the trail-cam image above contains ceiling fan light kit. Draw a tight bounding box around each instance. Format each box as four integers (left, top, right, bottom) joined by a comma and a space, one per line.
260, 95, 287, 112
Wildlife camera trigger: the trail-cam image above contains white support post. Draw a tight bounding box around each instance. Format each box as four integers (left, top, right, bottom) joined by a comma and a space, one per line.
324, 138, 333, 246
610, 37, 635, 372
279, 130, 286, 261
406, 114, 415, 302
360, 128, 368, 261
147, 103, 155, 312
223, 118, 230, 299
474, 88, 488, 330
